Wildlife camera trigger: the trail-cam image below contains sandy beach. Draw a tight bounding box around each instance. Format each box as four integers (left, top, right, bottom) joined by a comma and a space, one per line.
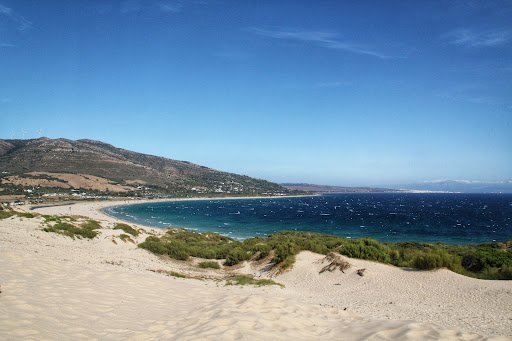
1, 199, 511, 340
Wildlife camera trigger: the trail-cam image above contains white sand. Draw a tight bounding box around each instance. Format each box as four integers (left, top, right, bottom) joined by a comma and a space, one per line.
0, 200, 511, 340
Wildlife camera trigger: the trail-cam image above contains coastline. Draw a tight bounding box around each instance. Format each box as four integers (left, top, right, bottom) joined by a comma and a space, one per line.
98, 194, 512, 245
1, 200, 511, 339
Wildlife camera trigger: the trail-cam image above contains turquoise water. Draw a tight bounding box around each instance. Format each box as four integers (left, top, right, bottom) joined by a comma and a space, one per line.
104, 193, 512, 245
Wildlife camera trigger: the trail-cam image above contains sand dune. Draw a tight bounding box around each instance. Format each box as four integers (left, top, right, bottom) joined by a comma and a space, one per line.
0, 200, 510, 340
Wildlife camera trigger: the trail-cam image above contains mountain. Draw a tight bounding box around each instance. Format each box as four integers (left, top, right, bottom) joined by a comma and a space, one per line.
395, 180, 512, 193
281, 183, 407, 193
0, 137, 301, 197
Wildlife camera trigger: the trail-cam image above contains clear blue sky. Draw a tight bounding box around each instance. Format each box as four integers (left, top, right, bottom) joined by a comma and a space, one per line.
1, 1, 511, 186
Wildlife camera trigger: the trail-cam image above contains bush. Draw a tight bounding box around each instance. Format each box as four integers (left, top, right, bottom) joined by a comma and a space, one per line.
413, 251, 448, 270
139, 240, 168, 255
339, 237, 391, 263
225, 247, 249, 266
463, 247, 512, 271
198, 261, 221, 269
251, 243, 272, 258
164, 240, 190, 261
280, 255, 296, 270
273, 241, 300, 263
145, 236, 161, 243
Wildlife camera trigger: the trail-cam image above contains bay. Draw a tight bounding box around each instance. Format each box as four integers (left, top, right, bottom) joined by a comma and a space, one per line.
104, 193, 512, 245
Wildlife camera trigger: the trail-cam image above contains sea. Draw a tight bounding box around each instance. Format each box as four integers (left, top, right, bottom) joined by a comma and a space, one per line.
103, 193, 512, 245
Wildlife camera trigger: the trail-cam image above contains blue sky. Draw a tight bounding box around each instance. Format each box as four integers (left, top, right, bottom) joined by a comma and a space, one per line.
1, 1, 511, 186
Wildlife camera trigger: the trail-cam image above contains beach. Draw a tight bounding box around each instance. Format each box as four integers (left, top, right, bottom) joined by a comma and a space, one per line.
1, 199, 511, 340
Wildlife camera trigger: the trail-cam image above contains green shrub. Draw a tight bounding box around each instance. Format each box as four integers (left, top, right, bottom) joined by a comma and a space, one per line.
145, 236, 161, 243
225, 247, 249, 266
164, 240, 190, 261
273, 241, 300, 263
280, 255, 296, 270
497, 264, 512, 280
210, 244, 232, 259
139, 240, 168, 255
413, 252, 446, 270
338, 237, 391, 263
198, 261, 221, 269
251, 243, 272, 258
114, 223, 139, 236
462, 247, 512, 272
303, 240, 330, 254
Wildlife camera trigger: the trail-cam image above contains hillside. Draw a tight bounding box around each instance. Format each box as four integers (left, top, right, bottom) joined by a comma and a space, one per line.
0, 137, 301, 199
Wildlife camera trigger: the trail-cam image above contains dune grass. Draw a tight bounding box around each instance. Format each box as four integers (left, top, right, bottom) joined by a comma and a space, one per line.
41, 216, 102, 239
113, 223, 140, 237
0, 210, 36, 219
225, 275, 284, 287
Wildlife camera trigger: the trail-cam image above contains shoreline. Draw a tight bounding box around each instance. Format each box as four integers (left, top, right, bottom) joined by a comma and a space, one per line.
97, 195, 511, 246
2, 200, 511, 339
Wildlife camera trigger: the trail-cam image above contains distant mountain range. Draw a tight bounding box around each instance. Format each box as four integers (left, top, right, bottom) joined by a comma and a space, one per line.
394, 180, 512, 194
281, 183, 406, 193
283, 180, 512, 194
0, 138, 300, 197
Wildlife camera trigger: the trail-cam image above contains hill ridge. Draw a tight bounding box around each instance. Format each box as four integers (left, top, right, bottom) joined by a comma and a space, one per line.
0, 137, 299, 198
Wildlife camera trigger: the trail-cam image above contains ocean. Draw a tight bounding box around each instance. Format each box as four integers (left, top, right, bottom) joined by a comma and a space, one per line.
104, 193, 512, 245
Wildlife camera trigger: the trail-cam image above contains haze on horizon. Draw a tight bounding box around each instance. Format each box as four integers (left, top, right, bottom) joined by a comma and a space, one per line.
1, 1, 511, 187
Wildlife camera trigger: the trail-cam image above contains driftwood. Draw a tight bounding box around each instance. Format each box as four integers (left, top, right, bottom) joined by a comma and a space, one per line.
319, 253, 351, 274
356, 268, 366, 276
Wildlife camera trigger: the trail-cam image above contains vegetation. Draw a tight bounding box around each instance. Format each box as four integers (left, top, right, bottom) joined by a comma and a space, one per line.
0, 138, 307, 198
2, 207, 509, 280
169, 271, 187, 278
138, 229, 512, 280
42, 215, 75, 223
0, 209, 36, 219
114, 223, 140, 237
0, 210, 17, 219
225, 275, 284, 287
40, 216, 102, 239
198, 261, 221, 269
81, 219, 102, 230
149, 269, 187, 278
119, 234, 135, 243
43, 221, 100, 239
